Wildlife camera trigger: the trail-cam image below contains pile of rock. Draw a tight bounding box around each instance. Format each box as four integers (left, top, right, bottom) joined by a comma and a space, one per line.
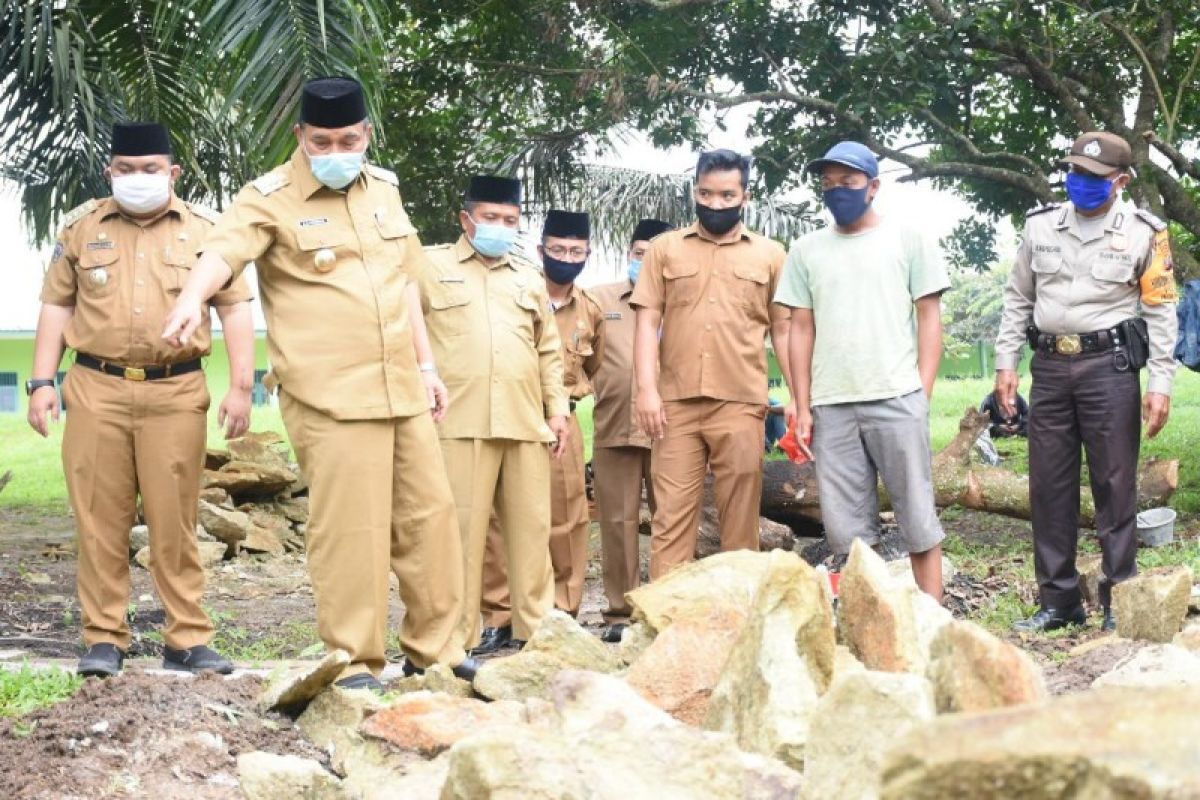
234, 542, 1200, 799
130, 431, 309, 570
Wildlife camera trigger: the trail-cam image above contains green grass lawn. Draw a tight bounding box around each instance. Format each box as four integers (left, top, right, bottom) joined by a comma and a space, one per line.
2, 367, 1197, 513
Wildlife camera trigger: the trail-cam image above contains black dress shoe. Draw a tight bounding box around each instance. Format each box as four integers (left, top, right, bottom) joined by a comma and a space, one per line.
402, 656, 483, 681
334, 673, 385, 693
1102, 607, 1117, 632
1012, 604, 1087, 633
162, 644, 235, 674
508, 638, 527, 651
78, 643, 125, 678
600, 623, 627, 644
470, 625, 512, 656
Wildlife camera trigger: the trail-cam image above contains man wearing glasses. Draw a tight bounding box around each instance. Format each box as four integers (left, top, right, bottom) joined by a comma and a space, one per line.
995, 132, 1179, 633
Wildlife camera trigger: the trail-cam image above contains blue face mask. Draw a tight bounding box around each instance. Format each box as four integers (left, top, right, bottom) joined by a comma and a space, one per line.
823, 185, 872, 227
1065, 171, 1115, 212
543, 254, 586, 285
308, 150, 365, 190
628, 259, 642, 283
469, 219, 518, 258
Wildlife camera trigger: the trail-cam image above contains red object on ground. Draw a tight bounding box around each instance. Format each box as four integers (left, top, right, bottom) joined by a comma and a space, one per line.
828, 572, 841, 597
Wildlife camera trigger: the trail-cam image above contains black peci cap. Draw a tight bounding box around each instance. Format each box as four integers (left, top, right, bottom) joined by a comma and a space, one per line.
465, 175, 522, 206
111, 122, 172, 157
543, 209, 590, 240
300, 76, 368, 128
631, 218, 671, 244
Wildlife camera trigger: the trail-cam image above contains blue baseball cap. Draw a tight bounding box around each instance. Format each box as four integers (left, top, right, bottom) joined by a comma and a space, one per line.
805, 141, 879, 179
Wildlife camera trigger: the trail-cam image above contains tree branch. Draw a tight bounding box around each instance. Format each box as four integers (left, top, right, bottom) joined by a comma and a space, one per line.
913, 108, 1046, 176
1144, 132, 1200, 181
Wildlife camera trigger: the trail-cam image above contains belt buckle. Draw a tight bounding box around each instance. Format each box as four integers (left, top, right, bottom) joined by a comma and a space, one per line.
1055, 335, 1082, 355
124, 367, 147, 381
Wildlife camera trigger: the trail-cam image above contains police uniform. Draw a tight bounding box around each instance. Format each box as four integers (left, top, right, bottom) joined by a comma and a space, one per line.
199, 81, 468, 679
38, 124, 252, 666
630, 221, 788, 579
419, 226, 566, 649
996, 132, 1179, 624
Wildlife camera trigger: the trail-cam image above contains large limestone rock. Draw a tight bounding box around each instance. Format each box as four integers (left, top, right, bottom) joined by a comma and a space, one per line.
241, 516, 288, 556
1113, 566, 1194, 643
838, 539, 950, 674
388, 663, 474, 698
473, 610, 622, 701
1175, 622, 1200, 652
927, 620, 1046, 712
805, 671, 936, 800
237, 752, 346, 800
616, 621, 656, 666
129, 524, 150, 555
203, 460, 297, 497
441, 671, 805, 800
627, 550, 772, 633
133, 540, 225, 570
886, 555, 957, 589
881, 686, 1200, 798
361, 692, 525, 756
1076, 553, 1104, 609
226, 431, 291, 468
197, 500, 252, 547
298, 685, 386, 752
258, 650, 351, 712
703, 550, 836, 770
1092, 644, 1200, 688
624, 608, 746, 725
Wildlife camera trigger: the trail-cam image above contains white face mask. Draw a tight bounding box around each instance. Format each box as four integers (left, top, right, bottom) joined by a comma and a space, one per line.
111, 173, 171, 214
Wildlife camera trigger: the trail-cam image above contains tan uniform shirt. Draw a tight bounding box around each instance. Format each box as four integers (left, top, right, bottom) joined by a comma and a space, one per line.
552, 283, 604, 401
630, 222, 788, 405
41, 196, 251, 365
419, 236, 569, 442
589, 279, 649, 449
996, 200, 1179, 395
203, 148, 429, 420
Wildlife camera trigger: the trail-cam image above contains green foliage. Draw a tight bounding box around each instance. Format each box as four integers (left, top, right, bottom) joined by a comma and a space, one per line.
0, 664, 83, 718
941, 264, 1009, 359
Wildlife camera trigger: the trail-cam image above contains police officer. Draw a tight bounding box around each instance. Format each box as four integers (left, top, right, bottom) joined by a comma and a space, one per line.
162, 77, 478, 691
419, 176, 569, 653
590, 218, 671, 641
633, 150, 792, 579
29, 122, 254, 677
995, 131, 1179, 633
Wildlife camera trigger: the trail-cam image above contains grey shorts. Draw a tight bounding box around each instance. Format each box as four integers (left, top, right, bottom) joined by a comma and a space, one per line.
811, 389, 945, 555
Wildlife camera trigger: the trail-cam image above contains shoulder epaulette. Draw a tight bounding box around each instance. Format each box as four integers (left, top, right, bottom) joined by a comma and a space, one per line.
366, 164, 399, 186
252, 170, 289, 196
61, 199, 99, 229
1134, 208, 1167, 232
187, 202, 221, 224
1025, 202, 1060, 218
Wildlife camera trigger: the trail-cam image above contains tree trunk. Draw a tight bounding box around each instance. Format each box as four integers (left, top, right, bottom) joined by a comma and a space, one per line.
757, 408, 1179, 530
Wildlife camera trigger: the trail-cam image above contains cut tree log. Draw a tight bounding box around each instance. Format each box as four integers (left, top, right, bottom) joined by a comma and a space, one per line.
758, 408, 1178, 530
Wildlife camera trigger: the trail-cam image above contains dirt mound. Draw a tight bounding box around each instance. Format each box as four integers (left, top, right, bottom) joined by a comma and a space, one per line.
0, 672, 325, 800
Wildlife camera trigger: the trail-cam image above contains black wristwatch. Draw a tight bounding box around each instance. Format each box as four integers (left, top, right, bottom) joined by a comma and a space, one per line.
25, 379, 56, 396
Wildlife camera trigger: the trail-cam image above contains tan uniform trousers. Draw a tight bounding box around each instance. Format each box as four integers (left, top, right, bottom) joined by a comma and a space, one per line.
649, 398, 765, 580
441, 437, 554, 647
593, 445, 655, 623
280, 392, 466, 678
480, 413, 589, 624
62, 365, 213, 651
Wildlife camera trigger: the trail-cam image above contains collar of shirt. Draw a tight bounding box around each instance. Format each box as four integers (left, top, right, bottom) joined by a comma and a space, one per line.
1059, 200, 1126, 244
453, 233, 518, 270
290, 146, 371, 200
98, 193, 187, 226
681, 219, 751, 245
620, 278, 634, 300
549, 282, 584, 313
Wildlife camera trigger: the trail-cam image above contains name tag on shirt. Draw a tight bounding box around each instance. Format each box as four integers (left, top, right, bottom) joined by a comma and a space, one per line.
299, 218, 329, 227
439, 275, 465, 283
86, 240, 115, 250
604, 312, 623, 320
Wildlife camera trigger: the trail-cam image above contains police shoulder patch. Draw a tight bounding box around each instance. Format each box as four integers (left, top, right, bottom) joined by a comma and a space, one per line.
187, 202, 221, 224
252, 170, 289, 196
1025, 202, 1060, 218
365, 164, 399, 186
61, 198, 99, 230
1134, 208, 1167, 232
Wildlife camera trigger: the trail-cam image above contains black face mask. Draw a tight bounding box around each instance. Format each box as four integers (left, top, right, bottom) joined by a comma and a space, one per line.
543, 254, 586, 285
695, 202, 743, 236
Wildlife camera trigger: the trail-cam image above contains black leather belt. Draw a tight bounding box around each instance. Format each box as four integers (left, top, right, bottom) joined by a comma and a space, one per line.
76, 352, 202, 381
1035, 328, 1119, 357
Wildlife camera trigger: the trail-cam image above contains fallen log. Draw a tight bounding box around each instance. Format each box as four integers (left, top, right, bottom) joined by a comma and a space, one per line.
758, 408, 1178, 530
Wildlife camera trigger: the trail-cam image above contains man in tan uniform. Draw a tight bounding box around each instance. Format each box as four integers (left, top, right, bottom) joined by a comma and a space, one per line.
590, 218, 671, 642
420, 176, 569, 653
477, 210, 604, 640
28, 122, 253, 677
633, 150, 792, 579
162, 78, 477, 691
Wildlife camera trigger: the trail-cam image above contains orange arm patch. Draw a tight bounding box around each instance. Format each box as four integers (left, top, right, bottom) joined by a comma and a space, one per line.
1140, 230, 1179, 305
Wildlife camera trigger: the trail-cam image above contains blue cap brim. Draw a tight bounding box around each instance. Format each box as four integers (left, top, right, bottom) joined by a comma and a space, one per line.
805, 157, 875, 178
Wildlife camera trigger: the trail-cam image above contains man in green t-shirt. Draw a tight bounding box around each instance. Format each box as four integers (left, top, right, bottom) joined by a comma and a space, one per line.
774, 141, 950, 600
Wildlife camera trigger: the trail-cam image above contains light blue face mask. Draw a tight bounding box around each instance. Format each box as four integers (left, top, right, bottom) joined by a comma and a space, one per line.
308, 150, 365, 190
469, 218, 518, 258
628, 259, 643, 283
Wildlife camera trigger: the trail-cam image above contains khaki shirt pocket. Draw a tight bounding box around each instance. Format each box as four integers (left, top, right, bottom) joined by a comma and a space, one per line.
427, 280, 472, 336
295, 226, 351, 273
161, 245, 191, 294
732, 260, 770, 311
1031, 256, 1063, 276
77, 249, 120, 299
374, 212, 415, 265
512, 290, 542, 345
662, 260, 700, 306
1090, 260, 1134, 285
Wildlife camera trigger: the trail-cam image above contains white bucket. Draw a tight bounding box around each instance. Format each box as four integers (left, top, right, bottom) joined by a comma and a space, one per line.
1136, 507, 1177, 547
